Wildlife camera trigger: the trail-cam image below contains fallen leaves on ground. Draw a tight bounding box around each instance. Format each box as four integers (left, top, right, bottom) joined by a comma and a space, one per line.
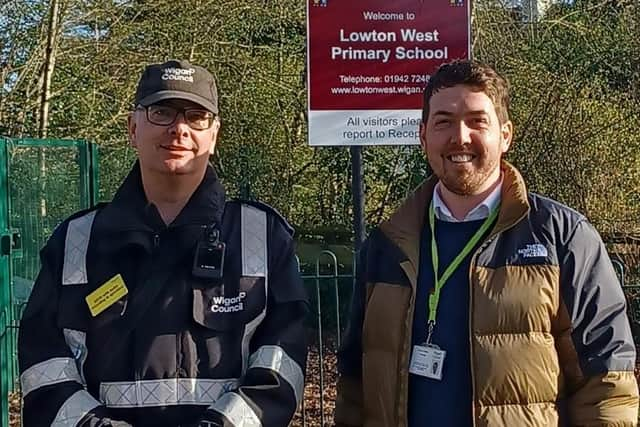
10, 344, 640, 426
292, 343, 338, 426
7, 344, 339, 427
9, 391, 21, 427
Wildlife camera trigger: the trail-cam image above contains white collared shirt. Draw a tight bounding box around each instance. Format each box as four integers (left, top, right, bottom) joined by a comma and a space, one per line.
432, 177, 503, 222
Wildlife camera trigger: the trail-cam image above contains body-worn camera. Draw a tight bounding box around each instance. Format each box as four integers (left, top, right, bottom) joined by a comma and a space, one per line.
192, 227, 226, 280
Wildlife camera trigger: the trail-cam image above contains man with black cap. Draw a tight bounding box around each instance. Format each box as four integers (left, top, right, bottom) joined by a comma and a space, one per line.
18, 60, 308, 427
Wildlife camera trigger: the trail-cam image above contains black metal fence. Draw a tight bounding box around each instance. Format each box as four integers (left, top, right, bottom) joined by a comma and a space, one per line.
294, 250, 355, 427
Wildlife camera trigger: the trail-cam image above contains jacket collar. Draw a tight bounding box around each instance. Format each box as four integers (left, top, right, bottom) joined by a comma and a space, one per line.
380, 160, 530, 275
94, 161, 226, 239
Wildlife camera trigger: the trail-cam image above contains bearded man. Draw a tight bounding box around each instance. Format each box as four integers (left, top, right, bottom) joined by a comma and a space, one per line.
334, 60, 638, 427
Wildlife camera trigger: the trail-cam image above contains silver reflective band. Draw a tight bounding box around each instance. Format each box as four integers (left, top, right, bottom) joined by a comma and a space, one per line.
21, 357, 83, 397
63, 210, 97, 285
241, 297, 267, 376
100, 378, 239, 408
63, 328, 89, 386
52, 390, 101, 427
210, 392, 262, 427
249, 345, 304, 404
241, 204, 267, 277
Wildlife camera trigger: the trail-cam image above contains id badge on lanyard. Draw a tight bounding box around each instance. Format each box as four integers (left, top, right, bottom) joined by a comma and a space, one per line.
409, 343, 446, 380
409, 201, 499, 381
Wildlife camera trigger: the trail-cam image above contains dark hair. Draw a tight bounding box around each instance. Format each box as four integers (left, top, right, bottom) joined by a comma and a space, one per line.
422, 60, 510, 124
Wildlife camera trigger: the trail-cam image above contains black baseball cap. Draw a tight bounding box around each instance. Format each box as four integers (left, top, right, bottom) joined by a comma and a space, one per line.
134, 60, 218, 114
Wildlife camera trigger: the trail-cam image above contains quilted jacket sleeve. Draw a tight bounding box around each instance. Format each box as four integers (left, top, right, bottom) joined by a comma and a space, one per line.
559, 220, 639, 426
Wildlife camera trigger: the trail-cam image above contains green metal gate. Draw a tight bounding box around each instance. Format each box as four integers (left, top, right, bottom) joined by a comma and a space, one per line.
0, 137, 98, 427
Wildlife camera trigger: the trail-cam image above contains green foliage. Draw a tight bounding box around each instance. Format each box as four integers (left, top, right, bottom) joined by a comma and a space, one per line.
474, 0, 640, 235
6, 143, 86, 280
1, 0, 639, 242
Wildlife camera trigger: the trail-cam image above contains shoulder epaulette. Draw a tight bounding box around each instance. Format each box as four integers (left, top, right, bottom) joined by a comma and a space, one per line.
65, 202, 109, 221
50, 202, 108, 238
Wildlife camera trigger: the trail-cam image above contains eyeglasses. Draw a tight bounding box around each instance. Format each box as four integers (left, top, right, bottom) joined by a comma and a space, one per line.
137, 104, 216, 130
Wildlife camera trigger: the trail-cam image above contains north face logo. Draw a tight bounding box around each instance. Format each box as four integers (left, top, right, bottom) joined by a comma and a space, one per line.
517, 244, 548, 258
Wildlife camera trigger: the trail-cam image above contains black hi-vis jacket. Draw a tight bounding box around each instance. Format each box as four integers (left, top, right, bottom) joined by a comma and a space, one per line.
19, 164, 308, 427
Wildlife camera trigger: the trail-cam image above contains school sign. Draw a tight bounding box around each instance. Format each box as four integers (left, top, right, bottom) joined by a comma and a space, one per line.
307, 0, 471, 146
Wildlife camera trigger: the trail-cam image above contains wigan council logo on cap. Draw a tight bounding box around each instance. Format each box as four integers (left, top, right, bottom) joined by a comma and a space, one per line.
161, 67, 196, 83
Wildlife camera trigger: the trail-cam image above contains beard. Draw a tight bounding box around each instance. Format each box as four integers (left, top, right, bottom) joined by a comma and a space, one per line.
436, 155, 500, 196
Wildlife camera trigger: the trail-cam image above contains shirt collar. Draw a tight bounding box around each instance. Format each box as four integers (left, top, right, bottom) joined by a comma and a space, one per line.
432, 176, 502, 222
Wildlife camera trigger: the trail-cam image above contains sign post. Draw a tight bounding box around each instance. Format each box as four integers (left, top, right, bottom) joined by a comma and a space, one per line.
307, 0, 471, 247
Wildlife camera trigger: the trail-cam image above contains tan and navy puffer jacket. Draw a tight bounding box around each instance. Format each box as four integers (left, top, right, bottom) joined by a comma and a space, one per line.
335, 161, 639, 427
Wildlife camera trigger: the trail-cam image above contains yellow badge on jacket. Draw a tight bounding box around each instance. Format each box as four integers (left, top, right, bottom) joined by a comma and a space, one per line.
85, 274, 128, 317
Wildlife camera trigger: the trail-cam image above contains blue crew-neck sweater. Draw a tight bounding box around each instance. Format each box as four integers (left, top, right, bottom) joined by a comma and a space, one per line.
408, 217, 488, 427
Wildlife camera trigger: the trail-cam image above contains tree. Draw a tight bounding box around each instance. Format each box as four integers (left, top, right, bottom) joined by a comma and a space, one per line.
2, 0, 638, 241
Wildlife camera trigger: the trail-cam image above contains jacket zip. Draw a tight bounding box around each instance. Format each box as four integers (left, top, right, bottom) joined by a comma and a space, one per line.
468, 236, 494, 427
468, 256, 476, 427
134, 231, 161, 388
119, 231, 161, 318
402, 273, 417, 427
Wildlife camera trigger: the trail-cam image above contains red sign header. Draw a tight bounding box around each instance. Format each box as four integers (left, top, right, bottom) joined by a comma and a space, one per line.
308, 0, 470, 111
